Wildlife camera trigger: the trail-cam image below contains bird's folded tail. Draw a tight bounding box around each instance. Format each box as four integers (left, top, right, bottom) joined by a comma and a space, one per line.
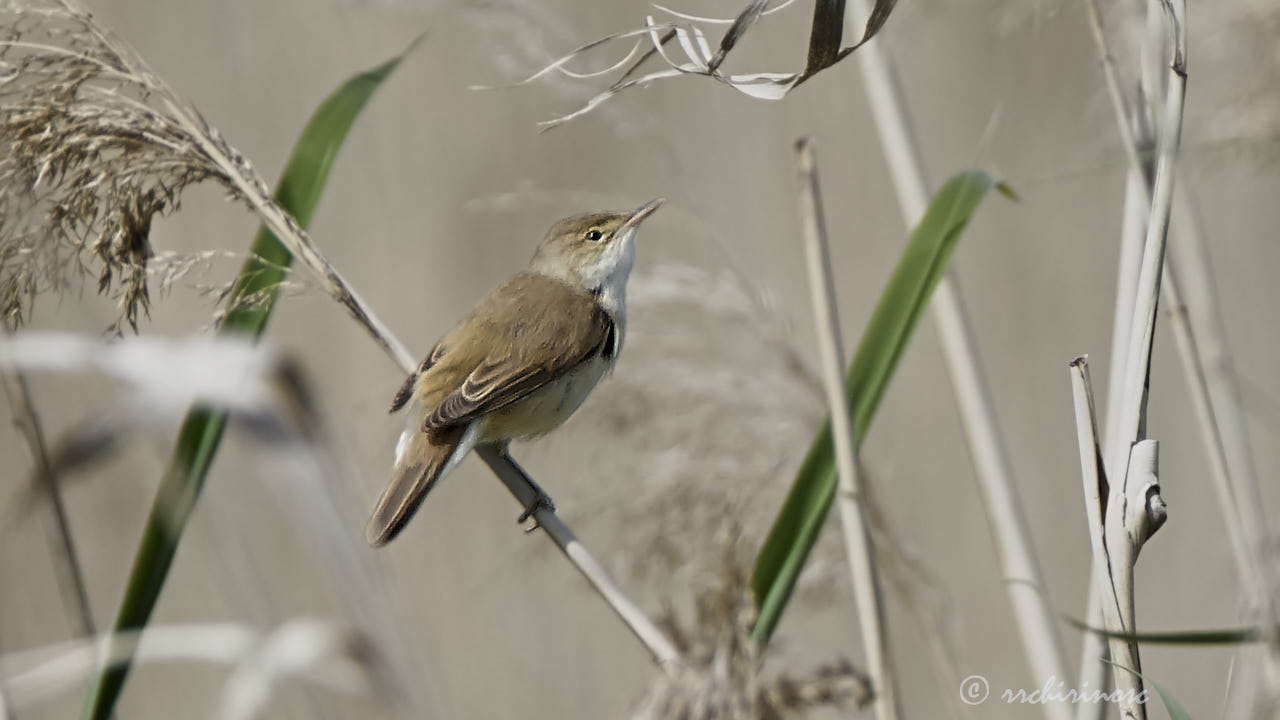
365, 422, 478, 547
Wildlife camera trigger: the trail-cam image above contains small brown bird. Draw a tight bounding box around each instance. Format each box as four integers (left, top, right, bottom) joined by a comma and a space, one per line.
366, 199, 664, 546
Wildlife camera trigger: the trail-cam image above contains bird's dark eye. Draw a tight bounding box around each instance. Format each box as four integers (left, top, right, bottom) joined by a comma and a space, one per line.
584, 229, 603, 242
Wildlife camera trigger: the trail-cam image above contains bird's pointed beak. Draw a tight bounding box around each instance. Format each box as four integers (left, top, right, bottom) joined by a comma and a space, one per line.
619, 197, 665, 234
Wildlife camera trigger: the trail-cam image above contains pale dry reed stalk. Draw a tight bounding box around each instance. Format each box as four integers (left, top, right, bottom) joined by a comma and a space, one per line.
1037, 0, 1280, 713
1, 619, 379, 717
1076, 4, 1280, 714
842, 2, 1072, 715
1076, 3, 1163, 705
1071, 1, 1187, 715
792, 136, 900, 720
0, 359, 94, 640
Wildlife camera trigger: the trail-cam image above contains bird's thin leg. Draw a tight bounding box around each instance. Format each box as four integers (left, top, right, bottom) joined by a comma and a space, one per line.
492, 443, 556, 528
518, 482, 556, 527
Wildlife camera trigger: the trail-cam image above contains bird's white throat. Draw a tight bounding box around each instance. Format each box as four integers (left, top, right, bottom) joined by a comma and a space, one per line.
583, 227, 635, 319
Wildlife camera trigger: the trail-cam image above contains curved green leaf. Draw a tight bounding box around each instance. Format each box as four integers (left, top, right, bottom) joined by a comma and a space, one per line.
1066, 615, 1265, 645
749, 170, 999, 648
81, 47, 411, 720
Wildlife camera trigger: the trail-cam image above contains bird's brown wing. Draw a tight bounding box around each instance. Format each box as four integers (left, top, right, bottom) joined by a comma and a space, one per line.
389, 340, 450, 413
423, 277, 615, 431
369, 274, 612, 547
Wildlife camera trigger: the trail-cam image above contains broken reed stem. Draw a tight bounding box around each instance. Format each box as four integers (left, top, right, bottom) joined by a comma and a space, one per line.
0, 347, 96, 641
1084, 0, 1268, 596
792, 137, 900, 720
1069, 357, 1164, 720
846, 0, 1071, 711
1076, 3, 1200, 714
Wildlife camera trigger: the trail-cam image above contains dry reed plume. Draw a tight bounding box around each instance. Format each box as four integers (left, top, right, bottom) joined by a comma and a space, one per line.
631, 531, 871, 720
0, 2, 259, 330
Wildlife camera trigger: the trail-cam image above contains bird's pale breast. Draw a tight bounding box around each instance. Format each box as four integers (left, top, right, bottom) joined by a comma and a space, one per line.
478, 354, 611, 441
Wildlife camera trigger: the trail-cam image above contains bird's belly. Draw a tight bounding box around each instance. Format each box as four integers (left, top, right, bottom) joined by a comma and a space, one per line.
481, 357, 609, 440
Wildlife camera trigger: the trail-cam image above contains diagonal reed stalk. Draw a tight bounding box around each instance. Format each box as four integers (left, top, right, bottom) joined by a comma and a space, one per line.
0, 356, 95, 640
841, 1, 1071, 714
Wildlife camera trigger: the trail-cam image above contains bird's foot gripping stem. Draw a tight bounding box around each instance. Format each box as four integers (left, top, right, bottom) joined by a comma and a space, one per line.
517, 480, 557, 532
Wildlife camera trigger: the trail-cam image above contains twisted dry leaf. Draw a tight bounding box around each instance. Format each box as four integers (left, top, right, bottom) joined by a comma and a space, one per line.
477, 0, 899, 129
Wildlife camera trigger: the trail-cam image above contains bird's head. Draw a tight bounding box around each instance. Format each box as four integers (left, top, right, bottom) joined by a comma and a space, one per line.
528, 198, 664, 295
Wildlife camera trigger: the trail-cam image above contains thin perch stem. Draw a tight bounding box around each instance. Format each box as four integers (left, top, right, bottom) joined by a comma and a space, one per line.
793, 137, 900, 720
475, 448, 682, 673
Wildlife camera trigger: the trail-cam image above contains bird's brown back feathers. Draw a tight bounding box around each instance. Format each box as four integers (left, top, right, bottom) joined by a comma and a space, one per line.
366, 273, 615, 545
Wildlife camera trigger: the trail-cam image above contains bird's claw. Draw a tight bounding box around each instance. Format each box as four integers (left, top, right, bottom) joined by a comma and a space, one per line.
518, 491, 556, 532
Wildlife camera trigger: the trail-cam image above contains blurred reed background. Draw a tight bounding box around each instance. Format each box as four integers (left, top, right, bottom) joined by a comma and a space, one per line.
1, 0, 1278, 718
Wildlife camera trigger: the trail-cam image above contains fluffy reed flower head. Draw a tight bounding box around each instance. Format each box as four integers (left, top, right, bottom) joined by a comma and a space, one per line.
0, 1, 248, 330
630, 531, 871, 720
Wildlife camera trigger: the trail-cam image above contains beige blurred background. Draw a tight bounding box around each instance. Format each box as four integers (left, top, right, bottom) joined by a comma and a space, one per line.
2, 0, 1279, 717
